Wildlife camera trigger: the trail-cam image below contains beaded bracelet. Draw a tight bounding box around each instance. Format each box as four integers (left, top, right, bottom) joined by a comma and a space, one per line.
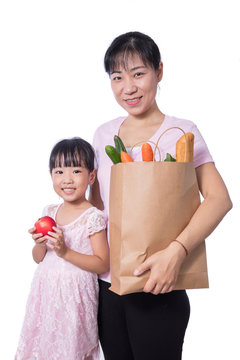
173, 240, 188, 256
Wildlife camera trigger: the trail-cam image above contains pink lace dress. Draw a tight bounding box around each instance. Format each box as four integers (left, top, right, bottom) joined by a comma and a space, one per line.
15, 205, 106, 360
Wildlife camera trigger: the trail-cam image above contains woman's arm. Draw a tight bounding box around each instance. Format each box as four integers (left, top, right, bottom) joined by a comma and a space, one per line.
89, 177, 104, 210
46, 227, 109, 274
134, 162, 232, 294
175, 162, 232, 252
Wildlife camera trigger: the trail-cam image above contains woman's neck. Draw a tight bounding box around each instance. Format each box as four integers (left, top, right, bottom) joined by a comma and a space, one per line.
126, 103, 164, 127
119, 105, 166, 147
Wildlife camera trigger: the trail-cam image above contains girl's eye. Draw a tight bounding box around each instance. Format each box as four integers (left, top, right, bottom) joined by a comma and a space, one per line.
55, 170, 63, 174
73, 169, 81, 174
135, 72, 143, 78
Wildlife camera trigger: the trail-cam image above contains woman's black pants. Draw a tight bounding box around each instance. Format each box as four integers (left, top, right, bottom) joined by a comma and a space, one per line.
98, 279, 190, 360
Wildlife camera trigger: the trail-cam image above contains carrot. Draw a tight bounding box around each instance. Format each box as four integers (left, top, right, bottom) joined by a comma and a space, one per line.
142, 143, 153, 161
176, 132, 194, 162
121, 151, 134, 162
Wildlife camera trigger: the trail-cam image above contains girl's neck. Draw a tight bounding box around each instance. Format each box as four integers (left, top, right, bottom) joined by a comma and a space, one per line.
62, 198, 90, 211
56, 199, 92, 226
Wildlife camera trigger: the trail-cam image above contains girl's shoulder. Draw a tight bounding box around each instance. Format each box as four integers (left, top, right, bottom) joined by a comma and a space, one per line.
85, 207, 107, 235
85, 206, 107, 221
42, 204, 59, 219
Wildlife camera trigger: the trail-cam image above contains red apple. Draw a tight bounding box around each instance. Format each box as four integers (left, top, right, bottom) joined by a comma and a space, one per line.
35, 216, 56, 236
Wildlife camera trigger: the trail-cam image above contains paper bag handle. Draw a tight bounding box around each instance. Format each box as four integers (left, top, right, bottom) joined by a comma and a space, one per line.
131, 126, 187, 162
154, 126, 187, 162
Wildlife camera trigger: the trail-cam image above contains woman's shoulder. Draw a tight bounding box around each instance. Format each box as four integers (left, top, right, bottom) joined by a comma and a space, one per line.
93, 116, 126, 138
165, 114, 196, 130
165, 114, 213, 167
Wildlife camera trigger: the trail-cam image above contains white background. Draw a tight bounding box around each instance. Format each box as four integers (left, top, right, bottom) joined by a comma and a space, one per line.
0, 0, 239, 359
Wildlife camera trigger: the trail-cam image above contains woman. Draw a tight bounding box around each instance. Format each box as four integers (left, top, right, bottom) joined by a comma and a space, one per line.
89, 31, 232, 360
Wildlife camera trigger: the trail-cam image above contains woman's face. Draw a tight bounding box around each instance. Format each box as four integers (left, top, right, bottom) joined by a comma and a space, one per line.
110, 53, 162, 117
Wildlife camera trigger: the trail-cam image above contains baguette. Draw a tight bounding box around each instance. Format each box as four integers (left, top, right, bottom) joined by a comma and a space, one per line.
176, 132, 194, 162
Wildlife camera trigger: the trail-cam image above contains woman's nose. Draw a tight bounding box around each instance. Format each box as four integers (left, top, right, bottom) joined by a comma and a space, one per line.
124, 79, 137, 95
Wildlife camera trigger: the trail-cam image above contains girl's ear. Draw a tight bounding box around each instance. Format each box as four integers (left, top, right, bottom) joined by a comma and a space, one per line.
89, 169, 97, 185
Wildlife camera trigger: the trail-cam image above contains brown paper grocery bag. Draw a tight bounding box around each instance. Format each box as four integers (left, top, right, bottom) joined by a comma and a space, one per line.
109, 161, 209, 295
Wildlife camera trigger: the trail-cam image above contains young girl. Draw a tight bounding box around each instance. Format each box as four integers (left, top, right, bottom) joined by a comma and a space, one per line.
90, 32, 232, 359
15, 137, 109, 360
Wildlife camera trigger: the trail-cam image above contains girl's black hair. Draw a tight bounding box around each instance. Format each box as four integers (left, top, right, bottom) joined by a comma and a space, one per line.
104, 31, 161, 74
49, 137, 95, 173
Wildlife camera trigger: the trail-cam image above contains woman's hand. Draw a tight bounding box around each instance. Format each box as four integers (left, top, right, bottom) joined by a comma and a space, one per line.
46, 227, 68, 258
134, 241, 186, 295
29, 227, 47, 247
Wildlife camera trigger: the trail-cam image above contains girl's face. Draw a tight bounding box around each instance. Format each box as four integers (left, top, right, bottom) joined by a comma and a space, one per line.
51, 165, 96, 205
110, 53, 163, 118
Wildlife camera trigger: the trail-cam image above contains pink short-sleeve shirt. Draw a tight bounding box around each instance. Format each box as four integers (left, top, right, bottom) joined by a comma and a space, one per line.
92, 115, 213, 282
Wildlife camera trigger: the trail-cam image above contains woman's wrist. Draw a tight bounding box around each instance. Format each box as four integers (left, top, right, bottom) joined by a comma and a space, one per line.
169, 240, 187, 260
172, 239, 188, 256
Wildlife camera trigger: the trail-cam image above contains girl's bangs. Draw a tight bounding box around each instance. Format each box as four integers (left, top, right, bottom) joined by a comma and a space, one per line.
54, 150, 84, 169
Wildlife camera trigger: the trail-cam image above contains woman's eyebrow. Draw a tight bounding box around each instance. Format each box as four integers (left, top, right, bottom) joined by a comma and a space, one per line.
110, 70, 122, 74
130, 66, 146, 72
110, 66, 146, 75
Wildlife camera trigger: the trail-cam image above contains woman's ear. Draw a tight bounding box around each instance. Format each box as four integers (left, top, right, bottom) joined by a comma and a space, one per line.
89, 168, 97, 185
157, 62, 163, 82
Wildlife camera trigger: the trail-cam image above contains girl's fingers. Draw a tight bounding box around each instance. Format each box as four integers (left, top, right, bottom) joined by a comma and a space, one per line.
52, 226, 62, 234
46, 242, 61, 251
47, 231, 58, 238
32, 233, 43, 240
46, 242, 54, 249
45, 236, 57, 244
35, 238, 48, 246
28, 227, 36, 234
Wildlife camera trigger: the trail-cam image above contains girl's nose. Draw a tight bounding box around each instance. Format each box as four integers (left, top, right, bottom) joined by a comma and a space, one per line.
63, 174, 74, 183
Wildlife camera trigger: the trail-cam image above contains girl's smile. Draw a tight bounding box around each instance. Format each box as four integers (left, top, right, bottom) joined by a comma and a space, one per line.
62, 187, 76, 195
51, 166, 95, 204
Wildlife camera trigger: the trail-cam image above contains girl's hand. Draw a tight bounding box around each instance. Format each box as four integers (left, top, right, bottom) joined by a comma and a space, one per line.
45, 227, 68, 258
28, 227, 47, 247
134, 242, 186, 295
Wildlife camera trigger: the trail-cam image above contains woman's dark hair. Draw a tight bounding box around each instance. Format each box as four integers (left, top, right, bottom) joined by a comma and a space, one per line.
104, 31, 161, 74
49, 137, 95, 173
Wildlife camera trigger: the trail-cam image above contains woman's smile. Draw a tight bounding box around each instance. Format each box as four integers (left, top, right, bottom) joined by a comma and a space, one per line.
124, 96, 143, 106
110, 54, 162, 118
